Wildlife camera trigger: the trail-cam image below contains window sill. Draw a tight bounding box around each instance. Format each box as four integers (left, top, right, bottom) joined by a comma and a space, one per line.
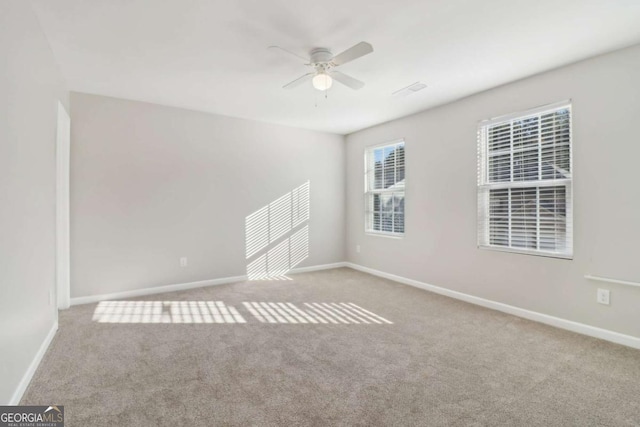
366, 231, 404, 239
478, 244, 573, 260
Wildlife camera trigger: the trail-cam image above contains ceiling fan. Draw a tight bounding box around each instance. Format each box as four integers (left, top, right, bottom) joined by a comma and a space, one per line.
269, 42, 373, 91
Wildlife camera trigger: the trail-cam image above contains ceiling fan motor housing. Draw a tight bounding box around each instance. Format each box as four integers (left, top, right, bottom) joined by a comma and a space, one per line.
310, 48, 334, 72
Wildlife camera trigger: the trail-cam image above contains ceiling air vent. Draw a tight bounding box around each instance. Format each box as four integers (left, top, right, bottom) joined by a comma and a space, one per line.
392, 82, 427, 97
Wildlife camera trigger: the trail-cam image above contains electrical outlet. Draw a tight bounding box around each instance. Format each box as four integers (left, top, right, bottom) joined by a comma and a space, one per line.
180, 257, 188, 267
356, 245, 361, 253
597, 288, 610, 305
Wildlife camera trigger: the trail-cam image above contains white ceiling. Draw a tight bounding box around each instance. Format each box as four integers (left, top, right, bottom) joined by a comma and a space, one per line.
31, 0, 640, 135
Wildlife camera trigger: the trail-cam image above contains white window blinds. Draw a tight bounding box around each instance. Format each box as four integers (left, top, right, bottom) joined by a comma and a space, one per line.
365, 140, 405, 235
477, 102, 572, 258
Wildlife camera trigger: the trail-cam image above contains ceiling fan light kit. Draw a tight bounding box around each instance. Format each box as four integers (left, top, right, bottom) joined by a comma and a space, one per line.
312, 73, 333, 91
271, 42, 373, 92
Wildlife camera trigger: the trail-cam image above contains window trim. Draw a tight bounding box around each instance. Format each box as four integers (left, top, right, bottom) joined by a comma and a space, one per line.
477, 101, 573, 259
364, 139, 406, 237
480, 100, 571, 128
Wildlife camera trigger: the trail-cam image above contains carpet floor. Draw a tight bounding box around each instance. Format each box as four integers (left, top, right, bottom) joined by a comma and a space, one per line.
21, 268, 640, 426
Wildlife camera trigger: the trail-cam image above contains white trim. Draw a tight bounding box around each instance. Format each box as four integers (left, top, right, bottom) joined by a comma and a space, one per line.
364, 138, 406, 151
70, 262, 347, 306
480, 99, 571, 126
478, 245, 573, 260
365, 231, 404, 239
287, 262, 346, 274
70, 276, 246, 306
9, 322, 58, 405
344, 263, 640, 350
585, 274, 640, 289
56, 101, 71, 310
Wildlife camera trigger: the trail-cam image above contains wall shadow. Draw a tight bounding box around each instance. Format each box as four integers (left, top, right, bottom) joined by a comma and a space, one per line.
245, 181, 310, 280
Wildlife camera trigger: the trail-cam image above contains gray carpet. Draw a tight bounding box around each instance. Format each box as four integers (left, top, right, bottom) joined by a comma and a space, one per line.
21, 268, 640, 426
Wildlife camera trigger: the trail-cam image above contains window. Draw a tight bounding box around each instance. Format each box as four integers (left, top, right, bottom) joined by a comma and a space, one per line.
477, 102, 572, 258
365, 140, 405, 236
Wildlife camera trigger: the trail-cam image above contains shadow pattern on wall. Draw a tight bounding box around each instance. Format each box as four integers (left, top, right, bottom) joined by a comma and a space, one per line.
245, 181, 310, 280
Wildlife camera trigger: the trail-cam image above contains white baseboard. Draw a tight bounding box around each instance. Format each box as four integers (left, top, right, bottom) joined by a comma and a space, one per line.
70, 274, 247, 306
289, 262, 346, 274
345, 262, 640, 350
9, 321, 58, 405
70, 262, 347, 306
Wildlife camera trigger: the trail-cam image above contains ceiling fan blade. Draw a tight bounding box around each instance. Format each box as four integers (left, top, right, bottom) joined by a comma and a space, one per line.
283, 73, 314, 89
331, 71, 365, 90
268, 45, 309, 62
331, 42, 373, 66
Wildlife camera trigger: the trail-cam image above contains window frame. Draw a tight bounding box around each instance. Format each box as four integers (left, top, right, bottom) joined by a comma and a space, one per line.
477, 101, 573, 259
364, 139, 406, 237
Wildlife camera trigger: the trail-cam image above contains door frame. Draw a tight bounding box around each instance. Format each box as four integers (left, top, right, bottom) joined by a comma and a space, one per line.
56, 101, 71, 309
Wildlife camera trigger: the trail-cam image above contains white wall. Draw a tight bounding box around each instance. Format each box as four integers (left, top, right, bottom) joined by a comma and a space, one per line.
0, 1, 68, 403
70, 93, 345, 298
346, 44, 640, 338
